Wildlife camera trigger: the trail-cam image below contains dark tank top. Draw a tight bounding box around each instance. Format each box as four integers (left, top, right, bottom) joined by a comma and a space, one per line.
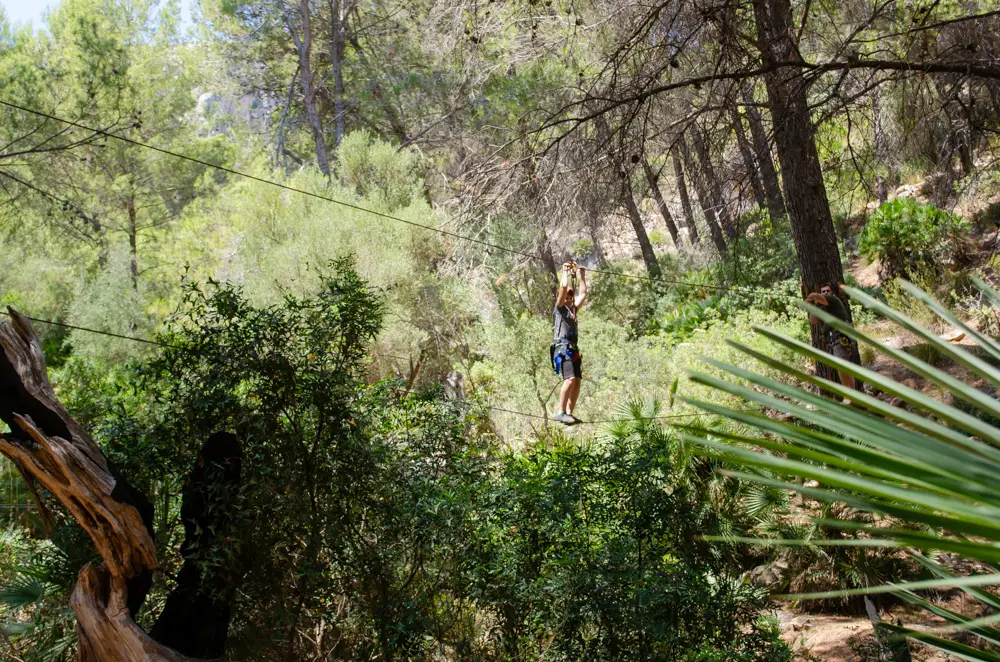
553, 304, 578, 344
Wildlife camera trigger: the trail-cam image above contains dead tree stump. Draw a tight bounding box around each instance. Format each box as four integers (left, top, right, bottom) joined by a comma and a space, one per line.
0, 307, 207, 662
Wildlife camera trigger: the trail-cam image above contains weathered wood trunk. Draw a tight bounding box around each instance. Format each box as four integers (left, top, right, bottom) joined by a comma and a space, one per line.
0, 309, 204, 661
642, 159, 681, 247
752, 0, 862, 388
670, 144, 700, 244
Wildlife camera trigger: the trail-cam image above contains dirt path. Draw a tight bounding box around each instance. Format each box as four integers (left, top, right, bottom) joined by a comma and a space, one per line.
777, 605, 965, 661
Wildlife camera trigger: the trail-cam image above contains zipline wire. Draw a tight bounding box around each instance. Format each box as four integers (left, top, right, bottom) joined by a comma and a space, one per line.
0, 100, 795, 426
0, 309, 702, 427
0, 309, 176, 348
0, 98, 803, 301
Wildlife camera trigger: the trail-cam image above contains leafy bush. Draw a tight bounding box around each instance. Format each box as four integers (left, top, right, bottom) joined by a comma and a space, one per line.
727, 209, 798, 288
0, 522, 98, 661
858, 198, 969, 279
465, 404, 792, 661
337, 129, 423, 211
572, 236, 595, 257
46, 263, 792, 661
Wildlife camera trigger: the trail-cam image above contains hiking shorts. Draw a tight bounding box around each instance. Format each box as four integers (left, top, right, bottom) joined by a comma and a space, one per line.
831, 336, 852, 361
561, 353, 582, 380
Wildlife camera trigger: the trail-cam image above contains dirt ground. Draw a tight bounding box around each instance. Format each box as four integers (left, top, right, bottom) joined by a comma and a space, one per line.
777, 604, 967, 661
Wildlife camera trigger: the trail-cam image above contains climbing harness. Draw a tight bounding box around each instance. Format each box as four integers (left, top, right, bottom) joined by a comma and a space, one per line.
550, 340, 580, 376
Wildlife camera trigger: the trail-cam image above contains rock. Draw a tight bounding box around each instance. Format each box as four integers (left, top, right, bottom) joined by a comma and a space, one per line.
881, 335, 907, 350
749, 559, 789, 589
941, 328, 966, 343
893, 183, 922, 200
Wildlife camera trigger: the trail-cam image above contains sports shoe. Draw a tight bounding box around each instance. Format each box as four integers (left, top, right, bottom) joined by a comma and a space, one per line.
555, 413, 577, 425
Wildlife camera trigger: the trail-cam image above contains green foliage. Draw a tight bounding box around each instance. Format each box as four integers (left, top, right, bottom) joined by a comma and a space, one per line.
474, 297, 809, 441
66, 245, 156, 364
338, 130, 424, 211
0, 527, 81, 662
858, 198, 969, 279
42, 264, 796, 660
728, 210, 797, 288
572, 236, 595, 256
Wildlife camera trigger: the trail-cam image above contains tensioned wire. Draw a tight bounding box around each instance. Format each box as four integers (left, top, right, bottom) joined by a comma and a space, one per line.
0, 98, 803, 302
0, 98, 792, 425
0, 309, 700, 426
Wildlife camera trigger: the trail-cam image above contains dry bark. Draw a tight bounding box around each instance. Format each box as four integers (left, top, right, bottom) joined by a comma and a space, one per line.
729, 107, 767, 211
328, 0, 352, 148
678, 133, 728, 256
670, 144, 700, 244
287, 0, 332, 178
691, 123, 735, 238
743, 87, 787, 222
752, 0, 862, 390
642, 158, 681, 247
620, 175, 663, 280
0, 309, 205, 662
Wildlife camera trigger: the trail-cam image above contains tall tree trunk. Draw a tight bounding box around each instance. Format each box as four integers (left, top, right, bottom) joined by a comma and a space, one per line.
753, 0, 861, 388
670, 144, 699, 244
588, 221, 607, 265
743, 87, 787, 221
538, 231, 558, 283
0, 310, 211, 662
621, 177, 662, 280
730, 107, 767, 210
287, 0, 331, 178
691, 123, 735, 238
642, 159, 681, 247
679, 134, 728, 256
329, 0, 348, 148
593, 113, 661, 278
276, 66, 301, 169
127, 197, 138, 290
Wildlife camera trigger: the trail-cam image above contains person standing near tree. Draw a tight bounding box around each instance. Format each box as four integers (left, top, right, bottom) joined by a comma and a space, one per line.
551, 262, 587, 425
806, 282, 858, 396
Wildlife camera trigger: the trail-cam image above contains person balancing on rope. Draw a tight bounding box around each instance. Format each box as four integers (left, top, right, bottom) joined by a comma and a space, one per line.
806, 282, 857, 396
551, 262, 587, 425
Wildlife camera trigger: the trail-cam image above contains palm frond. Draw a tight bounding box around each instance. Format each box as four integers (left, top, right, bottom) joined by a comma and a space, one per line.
0, 576, 44, 609
682, 279, 1000, 659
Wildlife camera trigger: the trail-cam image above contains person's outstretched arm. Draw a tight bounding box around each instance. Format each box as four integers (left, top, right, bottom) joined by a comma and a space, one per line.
556, 263, 571, 307
575, 267, 588, 310
805, 293, 827, 326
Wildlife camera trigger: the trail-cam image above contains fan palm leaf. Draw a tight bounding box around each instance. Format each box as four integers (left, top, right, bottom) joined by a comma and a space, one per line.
682, 279, 1000, 659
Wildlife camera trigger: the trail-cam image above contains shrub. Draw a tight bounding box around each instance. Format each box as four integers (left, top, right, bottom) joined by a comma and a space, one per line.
465, 411, 792, 661
858, 198, 969, 279
571, 237, 595, 257
337, 130, 423, 211
727, 209, 797, 288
